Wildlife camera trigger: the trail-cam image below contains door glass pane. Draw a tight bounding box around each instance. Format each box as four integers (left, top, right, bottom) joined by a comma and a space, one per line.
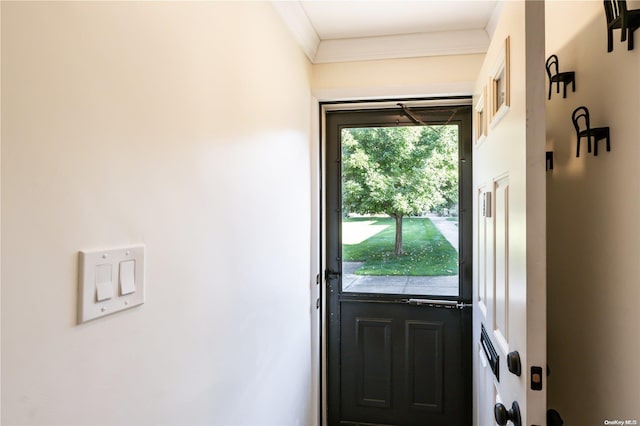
341, 125, 459, 296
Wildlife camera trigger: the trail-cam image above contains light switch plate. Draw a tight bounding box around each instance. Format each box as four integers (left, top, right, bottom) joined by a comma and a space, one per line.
78, 245, 145, 323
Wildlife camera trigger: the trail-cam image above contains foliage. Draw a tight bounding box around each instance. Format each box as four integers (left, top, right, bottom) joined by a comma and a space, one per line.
342, 217, 458, 276
342, 125, 458, 217
341, 125, 458, 254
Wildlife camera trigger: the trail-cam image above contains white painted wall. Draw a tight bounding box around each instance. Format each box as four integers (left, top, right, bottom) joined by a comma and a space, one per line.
545, 1, 640, 423
1, 2, 313, 425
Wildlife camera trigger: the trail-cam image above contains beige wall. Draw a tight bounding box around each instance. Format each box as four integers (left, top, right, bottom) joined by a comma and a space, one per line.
546, 1, 640, 423
312, 54, 484, 100
1, 2, 313, 425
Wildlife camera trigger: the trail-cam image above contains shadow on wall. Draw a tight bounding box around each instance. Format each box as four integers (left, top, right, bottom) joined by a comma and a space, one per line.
545, 1, 640, 424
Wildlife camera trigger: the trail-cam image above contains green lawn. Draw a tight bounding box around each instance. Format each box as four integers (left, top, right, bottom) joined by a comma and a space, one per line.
343, 216, 458, 276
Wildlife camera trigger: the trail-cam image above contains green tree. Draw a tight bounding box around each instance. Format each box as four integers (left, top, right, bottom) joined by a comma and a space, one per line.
342, 125, 458, 255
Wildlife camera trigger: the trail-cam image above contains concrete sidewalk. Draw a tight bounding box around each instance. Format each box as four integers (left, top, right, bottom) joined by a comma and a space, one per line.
425, 213, 458, 251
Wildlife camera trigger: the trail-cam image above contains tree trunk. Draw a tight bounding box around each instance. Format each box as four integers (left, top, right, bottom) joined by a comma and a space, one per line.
394, 214, 404, 255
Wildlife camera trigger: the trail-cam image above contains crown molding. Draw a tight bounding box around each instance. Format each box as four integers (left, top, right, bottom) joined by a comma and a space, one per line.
486, 0, 505, 40
272, 2, 491, 64
314, 30, 489, 64
271, 1, 320, 61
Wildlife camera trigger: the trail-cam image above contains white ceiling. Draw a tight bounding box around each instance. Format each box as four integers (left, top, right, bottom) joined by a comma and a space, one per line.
272, 0, 502, 63
300, 1, 499, 40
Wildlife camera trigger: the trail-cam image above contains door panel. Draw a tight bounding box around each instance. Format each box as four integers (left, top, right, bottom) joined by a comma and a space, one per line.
355, 317, 392, 408
472, 1, 546, 425
476, 185, 493, 322
406, 320, 444, 411
493, 175, 509, 351
325, 105, 472, 426
340, 301, 468, 425
476, 349, 497, 426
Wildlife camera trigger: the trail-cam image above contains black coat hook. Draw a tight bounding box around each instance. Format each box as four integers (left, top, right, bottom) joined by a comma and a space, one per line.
546, 55, 575, 100
571, 106, 610, 157
604, 0, 640, 51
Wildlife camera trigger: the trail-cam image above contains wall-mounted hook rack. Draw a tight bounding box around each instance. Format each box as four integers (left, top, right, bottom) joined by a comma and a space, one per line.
571, 106, 611, 157
546, 55, 575, 99
604, 0, 640, 52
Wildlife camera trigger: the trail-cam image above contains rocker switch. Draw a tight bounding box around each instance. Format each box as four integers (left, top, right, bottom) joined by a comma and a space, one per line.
119, 260, 136, 295
95, 264, 113, 302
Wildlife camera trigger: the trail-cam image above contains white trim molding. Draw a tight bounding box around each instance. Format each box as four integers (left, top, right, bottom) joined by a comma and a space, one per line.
272, 2, 491, 64
315, 30, 489, 64
271, 1, 320, 61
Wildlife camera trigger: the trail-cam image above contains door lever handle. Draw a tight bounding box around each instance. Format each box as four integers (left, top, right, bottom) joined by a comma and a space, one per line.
325, 270, 341, 281
494, 401, 521, 426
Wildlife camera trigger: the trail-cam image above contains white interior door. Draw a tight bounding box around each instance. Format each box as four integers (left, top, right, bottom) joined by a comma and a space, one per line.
472, 2, 546, 426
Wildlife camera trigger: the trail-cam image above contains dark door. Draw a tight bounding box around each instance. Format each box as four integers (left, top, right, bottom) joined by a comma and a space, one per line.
325, 104, 472, 426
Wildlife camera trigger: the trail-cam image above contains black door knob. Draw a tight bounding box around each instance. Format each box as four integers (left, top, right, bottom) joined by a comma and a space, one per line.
494, 401, 521, 426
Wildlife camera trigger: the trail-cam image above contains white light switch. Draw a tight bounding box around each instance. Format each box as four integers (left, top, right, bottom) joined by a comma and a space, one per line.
78, 245, 145, 323
119, 260, 136, 295
95, 264, 113, 302
96, 282, 114, 301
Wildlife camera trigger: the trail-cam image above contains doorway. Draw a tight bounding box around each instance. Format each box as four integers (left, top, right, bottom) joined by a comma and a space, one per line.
323, 102, 472, 425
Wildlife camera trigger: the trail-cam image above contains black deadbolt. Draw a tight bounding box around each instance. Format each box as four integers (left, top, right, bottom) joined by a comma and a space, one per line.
507, 351, 521, 376
494, 401, 522, 426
